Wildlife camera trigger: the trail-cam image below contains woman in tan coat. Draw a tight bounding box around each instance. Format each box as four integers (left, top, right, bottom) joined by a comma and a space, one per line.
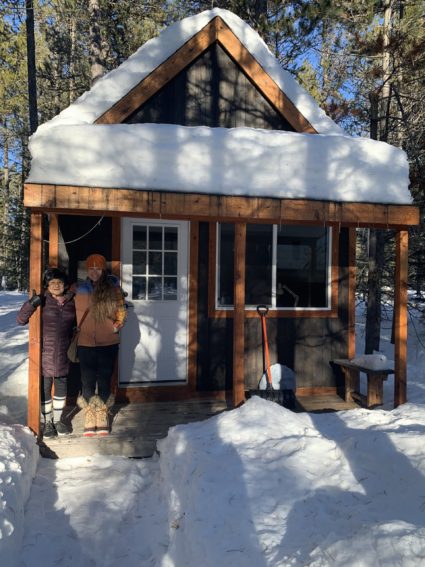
75, 254, 127, 436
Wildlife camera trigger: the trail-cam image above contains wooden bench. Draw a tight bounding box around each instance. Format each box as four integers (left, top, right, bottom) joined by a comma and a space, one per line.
332, 359, 394, 408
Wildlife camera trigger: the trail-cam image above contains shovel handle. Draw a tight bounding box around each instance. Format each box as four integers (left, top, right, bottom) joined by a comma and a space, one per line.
257, 304, 269, 317
257, 305, 272, 386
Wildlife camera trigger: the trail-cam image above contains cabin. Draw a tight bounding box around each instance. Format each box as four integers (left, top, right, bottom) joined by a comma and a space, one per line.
24, 8, 419, 436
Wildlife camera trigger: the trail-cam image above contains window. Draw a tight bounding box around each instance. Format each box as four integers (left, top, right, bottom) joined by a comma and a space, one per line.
132, 225, 178, 301
217, 223, 331, 310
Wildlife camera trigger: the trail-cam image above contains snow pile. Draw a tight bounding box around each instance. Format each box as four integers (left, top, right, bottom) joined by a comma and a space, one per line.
0, 425, 38, 566
27, 123, 412, 204
157, 396, 425, 565
2, 292, 425, 565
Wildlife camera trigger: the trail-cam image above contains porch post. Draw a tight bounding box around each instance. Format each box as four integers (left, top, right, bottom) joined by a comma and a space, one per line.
48, 213, 59, 266
394, 229, 408, 407
348, 227, 357, 359
28, 212, 43, 435
233, 222, 246, 407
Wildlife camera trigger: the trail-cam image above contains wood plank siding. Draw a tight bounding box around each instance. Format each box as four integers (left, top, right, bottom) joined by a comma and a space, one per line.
96, 17, 315, 133
124, 43, 295, 130
195, 223, 350, 392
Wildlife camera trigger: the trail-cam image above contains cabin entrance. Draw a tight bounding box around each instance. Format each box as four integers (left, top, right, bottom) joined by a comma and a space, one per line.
119, 218, 189, 386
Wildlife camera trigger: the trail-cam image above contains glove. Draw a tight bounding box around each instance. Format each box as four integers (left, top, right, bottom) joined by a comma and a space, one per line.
29, 290, 42, 308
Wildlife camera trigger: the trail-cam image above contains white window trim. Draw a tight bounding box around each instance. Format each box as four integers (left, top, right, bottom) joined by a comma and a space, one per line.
215, 223, 333, 311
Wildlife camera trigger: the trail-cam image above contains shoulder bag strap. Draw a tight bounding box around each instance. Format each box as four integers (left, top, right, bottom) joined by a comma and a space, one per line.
78, 308, 90, 330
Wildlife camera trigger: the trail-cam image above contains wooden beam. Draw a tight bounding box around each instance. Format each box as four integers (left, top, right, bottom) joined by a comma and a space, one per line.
348, 228, 356, 359
394, 230, 408, 407
233, 222, 246, 407
95, 19, 218, 124
94, 16, 315, 133
28, 212, 43, 436
188, 221, 199, 392
215, 18, 316, 133
48, 213, 59, 266
24, 184, 420, 228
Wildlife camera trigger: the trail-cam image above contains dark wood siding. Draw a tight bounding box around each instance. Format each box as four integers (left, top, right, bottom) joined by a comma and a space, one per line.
58, 215, 112, 283
196, 223, 349, 391
125, 43, 295, 131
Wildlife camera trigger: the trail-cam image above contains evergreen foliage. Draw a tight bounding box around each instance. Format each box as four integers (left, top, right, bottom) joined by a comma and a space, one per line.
0, 0, 424, 331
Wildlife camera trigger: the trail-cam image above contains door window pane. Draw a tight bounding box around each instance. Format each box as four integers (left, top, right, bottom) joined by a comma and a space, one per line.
133, 251, 147, 275
164, 277, 177, 300
164, 252, 177, 275
132, 277, 146, 300
149, 251, 162, 275
133, 226, 146, 250
148, 277, 162, 300
164, 227, 178, 250
149, 226, 162, 250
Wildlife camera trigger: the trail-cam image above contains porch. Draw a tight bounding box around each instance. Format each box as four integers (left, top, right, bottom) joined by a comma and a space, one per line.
40, 395, 360, 459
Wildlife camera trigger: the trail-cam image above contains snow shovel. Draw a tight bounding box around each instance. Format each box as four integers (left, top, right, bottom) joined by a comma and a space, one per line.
249, 305, 296, 409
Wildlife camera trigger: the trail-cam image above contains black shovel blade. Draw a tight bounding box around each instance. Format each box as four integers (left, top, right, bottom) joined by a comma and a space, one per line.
249, 389, 296, 410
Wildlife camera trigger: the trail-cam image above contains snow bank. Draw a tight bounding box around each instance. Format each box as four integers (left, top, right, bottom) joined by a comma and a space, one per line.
27, 123, 412, 204
0, 425, 38, 567
158, 396, 425, 566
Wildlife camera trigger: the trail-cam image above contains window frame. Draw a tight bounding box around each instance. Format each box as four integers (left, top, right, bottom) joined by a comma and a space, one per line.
209, 222, 338, 318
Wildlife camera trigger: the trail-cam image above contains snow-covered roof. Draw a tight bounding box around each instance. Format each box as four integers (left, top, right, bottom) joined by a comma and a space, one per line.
27, 8, 413, 206
34, 8, 343, 137
27, 123, 412, 205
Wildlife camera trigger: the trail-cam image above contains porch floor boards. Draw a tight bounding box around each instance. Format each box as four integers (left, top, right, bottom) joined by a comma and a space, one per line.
40, 395, 360, 459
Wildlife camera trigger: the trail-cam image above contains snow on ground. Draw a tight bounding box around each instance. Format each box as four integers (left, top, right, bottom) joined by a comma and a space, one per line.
1, 291, 425, 566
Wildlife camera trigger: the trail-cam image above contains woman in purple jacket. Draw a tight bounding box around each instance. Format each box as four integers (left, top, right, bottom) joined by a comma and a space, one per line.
17, 268, 76, 438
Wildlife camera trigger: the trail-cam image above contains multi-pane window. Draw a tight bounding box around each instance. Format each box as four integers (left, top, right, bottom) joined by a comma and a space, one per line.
132, 225, 178, 301
217, 223, 331, 309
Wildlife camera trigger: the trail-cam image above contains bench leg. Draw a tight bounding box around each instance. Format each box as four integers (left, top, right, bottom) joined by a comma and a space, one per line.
343, 368, 360, 403
367, 374, 385, 407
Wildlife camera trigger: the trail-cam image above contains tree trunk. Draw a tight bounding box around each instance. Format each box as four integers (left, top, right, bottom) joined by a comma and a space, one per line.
364, 0, 392, 354
25, 0, 38, 135
89, 0, 106, 85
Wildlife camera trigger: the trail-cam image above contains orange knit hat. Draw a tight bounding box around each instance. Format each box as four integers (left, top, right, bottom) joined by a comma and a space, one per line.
86, 254, 106, 270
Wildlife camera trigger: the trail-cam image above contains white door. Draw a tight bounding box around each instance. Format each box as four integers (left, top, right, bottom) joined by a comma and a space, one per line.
119, 219, 189, 385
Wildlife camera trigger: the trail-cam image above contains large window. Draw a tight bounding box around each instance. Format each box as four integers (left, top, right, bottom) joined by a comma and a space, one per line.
217, 223, 331, 309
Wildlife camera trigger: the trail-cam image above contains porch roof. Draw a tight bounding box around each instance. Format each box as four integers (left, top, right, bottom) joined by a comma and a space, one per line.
27, 123, 412, 206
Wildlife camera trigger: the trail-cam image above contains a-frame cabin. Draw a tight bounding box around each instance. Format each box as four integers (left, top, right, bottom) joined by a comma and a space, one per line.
24, 9, 419, 435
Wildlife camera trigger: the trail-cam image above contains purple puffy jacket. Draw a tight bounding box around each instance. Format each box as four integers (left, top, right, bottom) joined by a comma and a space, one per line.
17, 291, 76, 377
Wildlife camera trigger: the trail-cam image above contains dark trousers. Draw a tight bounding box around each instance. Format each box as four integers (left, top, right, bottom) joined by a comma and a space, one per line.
77, 344, 118, 402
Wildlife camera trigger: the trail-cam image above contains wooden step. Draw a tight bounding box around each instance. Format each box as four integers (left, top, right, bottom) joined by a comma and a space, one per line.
40, 400, 231, 459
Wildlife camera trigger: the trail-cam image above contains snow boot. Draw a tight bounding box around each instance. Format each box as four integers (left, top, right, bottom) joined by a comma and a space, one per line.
77, 395, 96, 437
55, 420, 70, 436
43, 418, 57, 438
91, 394, 114, 436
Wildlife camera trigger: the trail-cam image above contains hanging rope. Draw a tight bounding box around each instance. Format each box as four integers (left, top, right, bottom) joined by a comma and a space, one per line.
43, 216, 104, 244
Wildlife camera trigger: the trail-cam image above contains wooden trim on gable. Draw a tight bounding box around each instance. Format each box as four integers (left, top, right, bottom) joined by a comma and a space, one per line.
95, 16, 316, 133
214, 18, 316, 133
24, 184, 420, 229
